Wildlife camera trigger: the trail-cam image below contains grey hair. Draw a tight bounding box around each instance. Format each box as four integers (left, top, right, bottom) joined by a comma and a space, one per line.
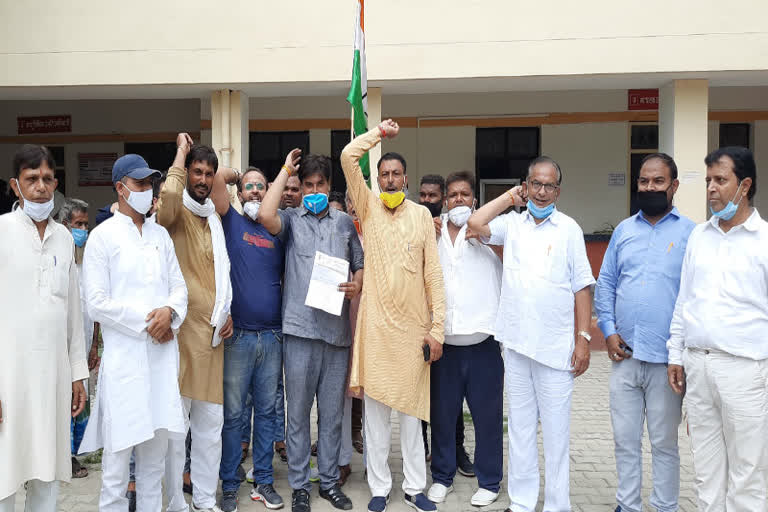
527, 156, 562, 185
58, 198, 89, 224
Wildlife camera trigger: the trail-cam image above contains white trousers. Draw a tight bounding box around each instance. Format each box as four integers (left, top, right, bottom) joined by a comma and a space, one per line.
505, 348, 573, 512
364, 394, 426, 497
0, 480, 59, 512
339, 395, 354, 466
100, 429, 169, 512
166, 397, 224, 511
683, 348, 768, 512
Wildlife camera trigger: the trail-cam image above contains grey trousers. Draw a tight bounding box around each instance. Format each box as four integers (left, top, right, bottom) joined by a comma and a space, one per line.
284, 335, 350, 491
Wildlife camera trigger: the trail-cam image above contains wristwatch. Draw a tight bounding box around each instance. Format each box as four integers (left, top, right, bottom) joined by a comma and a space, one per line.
577, 330, 592, 343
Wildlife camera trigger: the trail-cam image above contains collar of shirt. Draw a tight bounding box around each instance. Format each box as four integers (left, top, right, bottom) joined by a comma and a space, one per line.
637, 207, 681, 226
705, 207, 761, 234
298, 204, 336, 220
521, 206, 562, 227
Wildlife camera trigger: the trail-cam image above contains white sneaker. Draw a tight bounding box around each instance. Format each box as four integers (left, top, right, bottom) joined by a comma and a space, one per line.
246, 467, 254, 483
191, 504, 223, 512
426, 483, 453, 503
470, 488, 499, 507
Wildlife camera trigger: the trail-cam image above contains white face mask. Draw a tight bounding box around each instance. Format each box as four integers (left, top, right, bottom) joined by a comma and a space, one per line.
14, 179, 54, 222
121, 182, 153, 215
243, 200, 261, 221
447, 205, 472, 227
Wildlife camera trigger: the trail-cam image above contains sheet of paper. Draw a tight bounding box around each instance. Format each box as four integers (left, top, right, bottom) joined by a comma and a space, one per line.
304, 251, 350, 316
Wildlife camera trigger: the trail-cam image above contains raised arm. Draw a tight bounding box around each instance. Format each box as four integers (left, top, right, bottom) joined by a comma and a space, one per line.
467, 185, 526, 239
156, 133, 193, 228
341, 120, 398, 222
258, 149, 301, 235
211, 166, 241, 216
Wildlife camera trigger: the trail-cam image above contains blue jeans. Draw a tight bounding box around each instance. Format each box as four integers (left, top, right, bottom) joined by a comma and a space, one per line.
220, 328, 283, 492
610, 357, 682, 512
241, 362, 285, 445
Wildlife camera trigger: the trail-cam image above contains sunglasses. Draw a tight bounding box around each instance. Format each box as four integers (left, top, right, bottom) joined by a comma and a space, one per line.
244, 182, 265, 191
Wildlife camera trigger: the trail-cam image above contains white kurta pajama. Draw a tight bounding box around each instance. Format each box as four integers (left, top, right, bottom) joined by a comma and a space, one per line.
79, 210, 188, 512
488, 208, 594, 512
0, 209, 88, 507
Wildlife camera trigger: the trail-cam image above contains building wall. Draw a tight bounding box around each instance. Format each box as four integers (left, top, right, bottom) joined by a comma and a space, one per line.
2, 1, 767, 88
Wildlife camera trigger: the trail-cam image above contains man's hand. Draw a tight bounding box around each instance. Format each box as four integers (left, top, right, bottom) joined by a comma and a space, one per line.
88, 343, 101, 371
157, 328, 174, 344
668, 364, 686, 395
606, 334, 631, 362
425, 334, 443, 364
219, 315, 233, 340
379, 119, 400, 139
284, 148, 302, 175
338, 280, 362, 299
571, 338, 590, 377
176, 132, 193, 156
508, 185, 528, 207
147, 307, 173, 342
433, 217, 442, 238
72, 380, 86, 417
465, 227, 482, 241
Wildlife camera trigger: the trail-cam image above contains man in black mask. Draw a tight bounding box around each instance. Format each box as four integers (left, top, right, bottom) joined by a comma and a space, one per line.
419, 175, 445, 219
593, 153, 695, 512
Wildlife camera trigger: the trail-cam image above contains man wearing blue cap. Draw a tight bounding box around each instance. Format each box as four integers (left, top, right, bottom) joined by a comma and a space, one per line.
79, 154, 189, 512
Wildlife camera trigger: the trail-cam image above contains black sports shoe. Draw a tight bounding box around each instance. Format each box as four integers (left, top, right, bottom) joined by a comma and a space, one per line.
251, 483, 284, 509
220, 490, 238, 512
319, 484, 353, 510
456, 446, 475, 477
291, 489, 311, 512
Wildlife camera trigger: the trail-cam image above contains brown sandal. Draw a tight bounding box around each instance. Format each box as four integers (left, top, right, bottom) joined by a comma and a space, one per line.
72, 456, 88, 478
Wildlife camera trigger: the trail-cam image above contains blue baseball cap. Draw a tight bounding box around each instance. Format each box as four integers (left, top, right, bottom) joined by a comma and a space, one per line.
112, 154, 161, 183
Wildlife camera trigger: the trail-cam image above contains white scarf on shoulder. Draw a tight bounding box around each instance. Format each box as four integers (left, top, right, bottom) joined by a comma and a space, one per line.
183, 189, 232, 347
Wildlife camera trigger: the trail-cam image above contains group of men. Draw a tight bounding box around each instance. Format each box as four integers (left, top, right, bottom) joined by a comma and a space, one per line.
1, 116, 766, 512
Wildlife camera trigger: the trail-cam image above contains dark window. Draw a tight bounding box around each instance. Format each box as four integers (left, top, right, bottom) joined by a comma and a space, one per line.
719, 123, 750, 149
249, 131, 309, 181
330, 130, 352, 193
124, 142, 177, 173
476, 127, 540, 182
630, 124, 658, 150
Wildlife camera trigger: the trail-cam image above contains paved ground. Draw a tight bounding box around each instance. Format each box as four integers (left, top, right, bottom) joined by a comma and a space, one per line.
12, 354, 697, 511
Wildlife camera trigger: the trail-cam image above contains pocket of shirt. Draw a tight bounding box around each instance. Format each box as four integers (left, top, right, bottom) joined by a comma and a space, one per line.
403, 240, 424, 273
50, 256, 69, 299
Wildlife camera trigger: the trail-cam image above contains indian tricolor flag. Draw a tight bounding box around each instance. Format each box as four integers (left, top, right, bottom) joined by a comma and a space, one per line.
347, 0, 370, 182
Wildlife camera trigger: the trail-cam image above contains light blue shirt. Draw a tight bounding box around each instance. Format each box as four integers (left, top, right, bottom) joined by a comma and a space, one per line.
594, 208, 695, 363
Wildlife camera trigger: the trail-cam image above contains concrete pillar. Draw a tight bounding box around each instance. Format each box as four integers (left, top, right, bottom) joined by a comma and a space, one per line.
659, 79, 709, 223
368, 87, 382, 194
211, 89, 249, 213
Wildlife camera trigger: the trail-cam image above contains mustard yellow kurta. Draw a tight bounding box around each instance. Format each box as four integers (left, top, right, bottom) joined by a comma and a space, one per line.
341, 128, 445, 421
157, 166, 223, 404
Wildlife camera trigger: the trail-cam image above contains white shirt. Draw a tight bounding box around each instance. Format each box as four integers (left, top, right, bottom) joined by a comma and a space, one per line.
667, 209, 768, 365
79, 209, 188, 454
0, 209, 88, 499
438, 217, 502, 345
488, 208, 595, 370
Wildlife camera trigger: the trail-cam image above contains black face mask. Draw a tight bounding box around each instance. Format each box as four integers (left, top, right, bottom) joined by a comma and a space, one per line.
420, 201, 443, 218
637, 189, 670, 217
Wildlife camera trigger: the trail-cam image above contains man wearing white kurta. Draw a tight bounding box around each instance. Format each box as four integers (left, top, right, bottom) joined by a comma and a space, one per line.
468, 156, 595, 512
0, 145, 88, 512
79, 154, 188, 512
667, 147, 768, 512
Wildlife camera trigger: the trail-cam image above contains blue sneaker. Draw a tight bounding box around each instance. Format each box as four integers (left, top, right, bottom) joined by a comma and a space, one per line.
367, 495, 390, 512
404, 493, 436, 512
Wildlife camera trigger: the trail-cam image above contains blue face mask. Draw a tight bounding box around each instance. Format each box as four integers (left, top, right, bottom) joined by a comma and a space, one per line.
71, 228, 88, 248
710, 182, 744, 221
303, 193, 329, 215
526, 199, 555, 219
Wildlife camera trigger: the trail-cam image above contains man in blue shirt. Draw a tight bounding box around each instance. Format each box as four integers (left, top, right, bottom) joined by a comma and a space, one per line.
211, 162, 290, 512
595, 153, 695, 512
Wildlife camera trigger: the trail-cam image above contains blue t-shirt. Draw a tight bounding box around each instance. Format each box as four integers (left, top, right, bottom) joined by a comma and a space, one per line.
221, 205, 284, 331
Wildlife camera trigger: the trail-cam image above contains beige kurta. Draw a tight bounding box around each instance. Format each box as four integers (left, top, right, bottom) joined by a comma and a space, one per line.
157, 166, 223, 404
342, 128, 445, 421
0, 209, 88, 500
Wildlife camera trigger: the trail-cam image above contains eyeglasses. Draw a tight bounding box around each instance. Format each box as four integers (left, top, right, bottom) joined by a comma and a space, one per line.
244, 183, 265, 191
528, 180, 559, 194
